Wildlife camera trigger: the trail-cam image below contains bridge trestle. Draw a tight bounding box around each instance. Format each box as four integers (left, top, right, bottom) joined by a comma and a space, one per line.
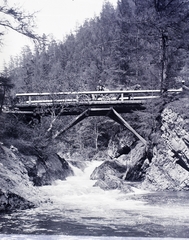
53, 107, 147, 146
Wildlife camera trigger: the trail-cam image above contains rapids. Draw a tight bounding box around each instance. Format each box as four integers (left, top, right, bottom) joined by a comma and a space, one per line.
0, 160, 189, 239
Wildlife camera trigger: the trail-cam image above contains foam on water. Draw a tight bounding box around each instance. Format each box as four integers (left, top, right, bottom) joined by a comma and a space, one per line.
33, 161, 189, 227
39, 161, 146, 211
1, 160, 189, 237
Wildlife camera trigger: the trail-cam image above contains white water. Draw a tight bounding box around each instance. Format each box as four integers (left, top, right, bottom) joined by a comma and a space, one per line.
1, 160, 189, 238
35, 161, 189, 229
39, 161, 147, 217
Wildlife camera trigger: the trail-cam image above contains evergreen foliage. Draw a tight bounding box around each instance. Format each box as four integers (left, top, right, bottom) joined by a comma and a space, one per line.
1, 0, 189, 156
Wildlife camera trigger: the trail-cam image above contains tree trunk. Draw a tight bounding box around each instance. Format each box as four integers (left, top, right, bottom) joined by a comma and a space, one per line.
0, 87, 5, 114
160, 30, 168, 92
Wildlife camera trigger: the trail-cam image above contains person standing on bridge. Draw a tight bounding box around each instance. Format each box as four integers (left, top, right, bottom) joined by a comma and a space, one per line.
97, 80, 105, 91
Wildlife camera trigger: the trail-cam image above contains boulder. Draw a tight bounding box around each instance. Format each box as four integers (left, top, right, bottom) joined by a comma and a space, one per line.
90, 160, 126, 190
90, 160, 127, 180
94, 176, 123, 190
117, 142, 149, 181
91, 141, 149, 190
0, 189, 34, 213
27, 153, 74, 186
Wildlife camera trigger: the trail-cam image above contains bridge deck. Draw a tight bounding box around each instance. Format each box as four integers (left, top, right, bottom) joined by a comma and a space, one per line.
3, 88, 183, 142
4, 88, 183, 115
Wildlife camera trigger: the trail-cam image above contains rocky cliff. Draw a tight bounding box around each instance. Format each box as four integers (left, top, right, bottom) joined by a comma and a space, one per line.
91, 98, 189, 192
0, 144, 73, 212
142, 98, 189, 191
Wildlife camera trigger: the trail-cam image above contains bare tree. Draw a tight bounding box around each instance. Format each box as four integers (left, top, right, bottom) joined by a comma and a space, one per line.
0, 0, 41, 114
0, 0, 40, 46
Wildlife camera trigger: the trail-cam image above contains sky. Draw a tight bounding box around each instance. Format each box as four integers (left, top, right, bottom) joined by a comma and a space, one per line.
0, 0, 118, 71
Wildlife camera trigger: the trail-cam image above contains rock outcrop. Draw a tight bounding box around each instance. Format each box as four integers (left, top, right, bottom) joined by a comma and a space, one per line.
92, 99, 189, 192
0, 144, 73, 212
90, 141, 148, 191
142, 101, 189, 191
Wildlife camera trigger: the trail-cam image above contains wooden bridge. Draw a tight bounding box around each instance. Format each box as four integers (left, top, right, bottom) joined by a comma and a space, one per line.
4, 88, 183, 144
7, 88, 182, 114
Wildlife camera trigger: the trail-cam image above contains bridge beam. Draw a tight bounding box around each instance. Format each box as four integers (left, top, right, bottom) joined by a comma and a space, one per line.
53, 109, 90, 139
53, 107, 147, 146
109, 108, 147, 146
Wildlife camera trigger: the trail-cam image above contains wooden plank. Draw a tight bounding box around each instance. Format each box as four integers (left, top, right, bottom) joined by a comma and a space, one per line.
53, 107, 148, 145
111, 108, 147, 146
53, 109, 90, 139
16, 89, 162, 97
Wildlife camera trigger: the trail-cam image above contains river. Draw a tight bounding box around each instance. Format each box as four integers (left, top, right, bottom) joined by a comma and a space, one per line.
0, 161, 189, 239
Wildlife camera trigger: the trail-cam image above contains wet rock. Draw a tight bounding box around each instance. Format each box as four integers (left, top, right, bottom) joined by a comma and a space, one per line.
29, 153, 74, 186
93, 179, 109, 190
117, 142, 149, 181
90, 160, 126, 190
94, 175, 123, 190
0, 189, 34, 213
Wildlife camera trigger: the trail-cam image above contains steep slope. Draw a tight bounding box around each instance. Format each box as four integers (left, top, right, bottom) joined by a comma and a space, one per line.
142, 98, 189, 190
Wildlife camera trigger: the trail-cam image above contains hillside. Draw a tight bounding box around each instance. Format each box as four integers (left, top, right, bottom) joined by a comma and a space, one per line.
1, 0, 189, 212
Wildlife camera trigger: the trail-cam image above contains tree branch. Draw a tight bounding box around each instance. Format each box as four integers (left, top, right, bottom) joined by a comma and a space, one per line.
0, 3, 41, 42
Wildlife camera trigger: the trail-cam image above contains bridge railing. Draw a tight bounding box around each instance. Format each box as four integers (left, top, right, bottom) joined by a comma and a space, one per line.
15, 88, 183, 105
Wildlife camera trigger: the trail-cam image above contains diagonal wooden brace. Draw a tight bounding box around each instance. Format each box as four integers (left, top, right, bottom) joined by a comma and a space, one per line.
109, 108, 147, 146
53, 107, 147, 146
53, 109, 90, 139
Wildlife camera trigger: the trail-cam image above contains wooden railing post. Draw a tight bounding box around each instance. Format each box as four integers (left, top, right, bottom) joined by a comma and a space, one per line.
28, 96, 31, 105
121, 93, 124, 102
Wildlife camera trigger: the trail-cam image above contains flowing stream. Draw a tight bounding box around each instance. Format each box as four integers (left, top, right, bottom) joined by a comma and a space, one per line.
0, 160, 189, 239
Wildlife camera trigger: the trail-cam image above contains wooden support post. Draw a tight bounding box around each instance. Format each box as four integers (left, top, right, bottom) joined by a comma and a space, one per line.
76, 94, 79, 102
53, 109, 90, 139
110, 108, 147, 146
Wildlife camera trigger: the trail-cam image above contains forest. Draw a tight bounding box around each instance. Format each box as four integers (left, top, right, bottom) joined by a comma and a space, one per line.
1, 0, 189, 158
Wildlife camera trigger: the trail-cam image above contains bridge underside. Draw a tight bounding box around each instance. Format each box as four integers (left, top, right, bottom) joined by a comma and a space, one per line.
53, 107, 147, 145
5, 88, 183, 146
10, 100, 145, 116
7, 100, 147, 145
